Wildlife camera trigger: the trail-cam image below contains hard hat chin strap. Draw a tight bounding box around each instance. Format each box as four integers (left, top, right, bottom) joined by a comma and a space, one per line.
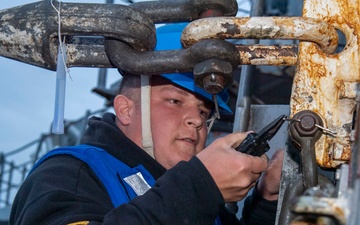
141, 75, 154, 158
206, 112, 218, 134
206, 95, 221, 134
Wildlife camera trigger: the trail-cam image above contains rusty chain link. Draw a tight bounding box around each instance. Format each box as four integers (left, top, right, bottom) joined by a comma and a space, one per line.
0, 0, 238, 70
0, 0, 156, 70
0, 0, 339, 79
181, 17, 339, 54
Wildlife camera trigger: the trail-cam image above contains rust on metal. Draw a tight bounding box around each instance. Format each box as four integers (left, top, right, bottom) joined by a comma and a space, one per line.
0, 0, 239, 71
105, 38, 240, 76
236, 44, 298, 66
0, 0, 156, 70
130, 0, 238, 23
181, 17, 339, 54
290, 0, 360, 168
290, 196, 348, 225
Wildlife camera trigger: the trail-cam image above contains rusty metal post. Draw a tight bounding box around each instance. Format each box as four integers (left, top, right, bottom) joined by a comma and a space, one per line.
280, 0, 360, 224
290, 0, 360, 168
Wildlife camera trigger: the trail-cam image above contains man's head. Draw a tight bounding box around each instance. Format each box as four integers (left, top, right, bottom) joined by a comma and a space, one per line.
113, 22, 232, 169
114, 74, 213, 169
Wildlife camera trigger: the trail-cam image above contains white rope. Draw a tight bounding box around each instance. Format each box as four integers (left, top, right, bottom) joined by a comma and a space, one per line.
51, 0, 69, 134
141, 75, 155, 158
51, 0, 71, 79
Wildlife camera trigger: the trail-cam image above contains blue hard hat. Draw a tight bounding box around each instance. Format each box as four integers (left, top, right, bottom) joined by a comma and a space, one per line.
155, 23, 232, 114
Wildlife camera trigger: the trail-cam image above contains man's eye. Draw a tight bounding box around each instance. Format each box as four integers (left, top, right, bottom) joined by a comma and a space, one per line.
200, 110, 208, 118
169, 99, 180, 104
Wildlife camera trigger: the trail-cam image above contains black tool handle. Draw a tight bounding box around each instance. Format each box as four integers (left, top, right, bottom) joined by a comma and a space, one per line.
235, 133, 270, 156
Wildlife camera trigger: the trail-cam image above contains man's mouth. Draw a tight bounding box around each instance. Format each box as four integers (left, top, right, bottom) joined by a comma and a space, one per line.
183, 138, 195, 144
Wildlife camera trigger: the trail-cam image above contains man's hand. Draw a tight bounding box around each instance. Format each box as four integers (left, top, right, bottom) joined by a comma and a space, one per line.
196, 132, 268, 202
257, 149, 284, 201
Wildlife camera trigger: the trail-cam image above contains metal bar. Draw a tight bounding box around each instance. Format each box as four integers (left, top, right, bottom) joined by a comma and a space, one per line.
0, 154, 4, 205
300, 139, 318, 189
181, 16, 339, 54
236, 44, 297, 66
66, 37, 110, 68
67, 38, 298, 68
5, 162, 14, 206
32, 135, 46, 165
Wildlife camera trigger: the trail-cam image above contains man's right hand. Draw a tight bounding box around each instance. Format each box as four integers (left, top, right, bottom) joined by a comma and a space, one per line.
196, 132, 268, 202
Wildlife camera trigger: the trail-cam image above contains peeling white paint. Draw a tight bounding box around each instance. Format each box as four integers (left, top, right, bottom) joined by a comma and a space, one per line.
290, 0, 360, 167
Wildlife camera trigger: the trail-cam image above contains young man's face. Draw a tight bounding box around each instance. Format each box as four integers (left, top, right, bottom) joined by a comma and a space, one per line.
150, 78, 212, 169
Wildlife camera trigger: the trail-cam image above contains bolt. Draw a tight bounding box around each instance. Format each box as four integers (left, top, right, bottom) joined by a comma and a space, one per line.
292, 110, 323, 137
193, 58, 233, 94
202, 74, 226, 94
299, 115, 316, 131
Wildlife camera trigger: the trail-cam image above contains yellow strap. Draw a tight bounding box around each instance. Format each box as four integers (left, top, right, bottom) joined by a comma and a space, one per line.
67, 222, 89, 225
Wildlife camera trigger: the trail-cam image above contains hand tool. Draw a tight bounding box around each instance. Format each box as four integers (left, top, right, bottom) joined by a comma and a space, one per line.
235, 114, 287, 156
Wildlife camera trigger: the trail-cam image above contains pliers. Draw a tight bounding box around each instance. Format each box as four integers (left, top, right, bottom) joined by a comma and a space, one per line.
235, 114, 287, 156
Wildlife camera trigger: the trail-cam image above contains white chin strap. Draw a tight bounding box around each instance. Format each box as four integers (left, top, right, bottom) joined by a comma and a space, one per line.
206, 113, 218, 134
141, 75, 154, 158
206, 94, 221, 134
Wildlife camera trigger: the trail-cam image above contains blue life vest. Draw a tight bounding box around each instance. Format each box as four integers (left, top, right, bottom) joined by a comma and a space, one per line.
31, 144, 222, 224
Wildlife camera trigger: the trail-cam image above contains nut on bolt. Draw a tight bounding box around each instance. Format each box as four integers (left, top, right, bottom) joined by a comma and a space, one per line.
292, 110, 324, 137
193, 58, 233, 94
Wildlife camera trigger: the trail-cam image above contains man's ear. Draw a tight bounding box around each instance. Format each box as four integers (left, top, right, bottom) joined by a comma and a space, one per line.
114, 95, 134, 125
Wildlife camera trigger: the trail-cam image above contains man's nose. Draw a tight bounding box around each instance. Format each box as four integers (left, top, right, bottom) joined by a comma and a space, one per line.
185, 108, 203, 130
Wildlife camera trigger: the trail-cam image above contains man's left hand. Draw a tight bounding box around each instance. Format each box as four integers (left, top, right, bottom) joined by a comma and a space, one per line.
257, 149, 284, 201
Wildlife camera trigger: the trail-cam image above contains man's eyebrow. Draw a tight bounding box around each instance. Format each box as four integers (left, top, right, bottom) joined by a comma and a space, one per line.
160, 86, 190, 97
160, 86, 213, 109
